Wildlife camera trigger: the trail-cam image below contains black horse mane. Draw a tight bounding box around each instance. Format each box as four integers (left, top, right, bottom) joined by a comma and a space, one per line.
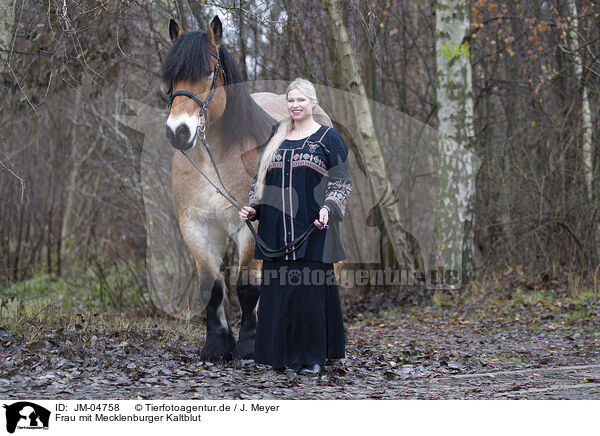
162, 31, 275, 148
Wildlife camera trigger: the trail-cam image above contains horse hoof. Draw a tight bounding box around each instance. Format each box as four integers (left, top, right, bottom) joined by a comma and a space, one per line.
199, 329, 235, 362
199, 347, 232, 362
232, 337, 255, 361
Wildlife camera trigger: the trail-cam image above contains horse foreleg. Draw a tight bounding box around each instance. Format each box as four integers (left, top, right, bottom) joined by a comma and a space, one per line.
232, 227, 261, 360
181, 219, 236, 362
200, 271, 236, 362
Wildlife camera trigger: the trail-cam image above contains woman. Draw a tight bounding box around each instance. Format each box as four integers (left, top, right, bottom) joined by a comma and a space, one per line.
239, 78, 352, 375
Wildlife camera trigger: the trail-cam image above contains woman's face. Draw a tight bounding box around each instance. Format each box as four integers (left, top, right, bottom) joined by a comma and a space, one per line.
287, 88, 316, 122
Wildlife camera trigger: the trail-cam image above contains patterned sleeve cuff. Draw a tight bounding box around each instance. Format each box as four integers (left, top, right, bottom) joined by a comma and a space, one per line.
324, 179, 351, 220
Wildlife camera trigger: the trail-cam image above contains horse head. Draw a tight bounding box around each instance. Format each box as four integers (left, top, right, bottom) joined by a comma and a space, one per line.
162, 16, 227, 150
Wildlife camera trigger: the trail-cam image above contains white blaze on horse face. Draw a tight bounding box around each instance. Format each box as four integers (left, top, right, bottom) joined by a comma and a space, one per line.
165, 111, 198, 147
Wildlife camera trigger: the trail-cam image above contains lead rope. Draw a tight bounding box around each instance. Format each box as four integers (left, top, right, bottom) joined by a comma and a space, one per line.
169, 54, 320, 257
179, 149, 318, 258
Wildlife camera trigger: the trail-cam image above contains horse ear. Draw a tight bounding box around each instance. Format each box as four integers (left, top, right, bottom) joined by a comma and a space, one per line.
207, 16, 222, 47
169, 19, 184, 42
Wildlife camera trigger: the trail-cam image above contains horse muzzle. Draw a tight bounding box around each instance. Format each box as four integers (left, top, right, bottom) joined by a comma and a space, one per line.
165, 124, 195, 150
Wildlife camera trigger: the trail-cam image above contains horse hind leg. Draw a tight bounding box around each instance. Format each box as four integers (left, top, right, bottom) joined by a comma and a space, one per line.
231, 227, 261, 360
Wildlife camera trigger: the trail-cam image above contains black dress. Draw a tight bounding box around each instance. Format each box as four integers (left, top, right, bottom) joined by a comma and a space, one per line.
253, 259, 346, 368
248, 124, 352, 368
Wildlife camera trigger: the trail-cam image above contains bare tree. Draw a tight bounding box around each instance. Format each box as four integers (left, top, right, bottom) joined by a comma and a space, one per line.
0, 0, 17, 73
433, 0, 478, 287
321, 0, 416, 273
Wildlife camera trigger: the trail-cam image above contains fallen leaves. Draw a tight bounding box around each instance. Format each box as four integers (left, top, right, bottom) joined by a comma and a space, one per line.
1, 293, 599, 399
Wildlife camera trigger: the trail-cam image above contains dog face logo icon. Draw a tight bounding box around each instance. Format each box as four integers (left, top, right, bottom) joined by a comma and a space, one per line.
3, 402, 50, 433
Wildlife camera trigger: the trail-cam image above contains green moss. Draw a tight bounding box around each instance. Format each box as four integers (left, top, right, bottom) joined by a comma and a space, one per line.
508, 289, 553, 308
438, 42, 470, 60
569, 290, 600, 308
0, 261, 148, 322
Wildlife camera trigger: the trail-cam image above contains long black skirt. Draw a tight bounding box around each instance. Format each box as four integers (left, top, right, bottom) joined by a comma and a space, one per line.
253, 259, 346, 368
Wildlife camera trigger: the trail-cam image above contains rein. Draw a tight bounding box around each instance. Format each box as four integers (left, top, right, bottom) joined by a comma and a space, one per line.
168, 54, 318, 258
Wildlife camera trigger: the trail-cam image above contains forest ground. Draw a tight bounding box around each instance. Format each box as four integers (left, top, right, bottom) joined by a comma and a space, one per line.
1, 281, 599, 400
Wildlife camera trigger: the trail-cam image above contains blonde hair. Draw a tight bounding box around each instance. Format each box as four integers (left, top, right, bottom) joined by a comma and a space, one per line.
255, 78, 318, 199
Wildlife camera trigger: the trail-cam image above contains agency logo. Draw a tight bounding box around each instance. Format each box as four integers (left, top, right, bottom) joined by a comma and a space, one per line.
3, 402, 50, 434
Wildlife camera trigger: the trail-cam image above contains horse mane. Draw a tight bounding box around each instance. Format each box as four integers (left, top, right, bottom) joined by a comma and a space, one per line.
162, 31, 276, 149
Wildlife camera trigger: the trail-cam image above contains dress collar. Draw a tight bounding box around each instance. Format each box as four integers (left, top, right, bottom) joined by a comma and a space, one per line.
280, 125, 325, 149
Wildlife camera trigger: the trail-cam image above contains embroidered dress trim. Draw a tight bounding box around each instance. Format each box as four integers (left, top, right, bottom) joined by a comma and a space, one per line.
281, 149, 288, 251
317, 127, 332, 151
288, 150, 296, 260
249, 182, 259, 207
292, 162, 329, 177
290, 154, 328, 177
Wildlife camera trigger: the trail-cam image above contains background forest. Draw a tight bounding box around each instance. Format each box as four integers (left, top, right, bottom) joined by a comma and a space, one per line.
1, 0, 599, 314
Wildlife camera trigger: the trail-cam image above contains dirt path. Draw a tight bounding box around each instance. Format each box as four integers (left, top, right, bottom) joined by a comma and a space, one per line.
2, 296, 599, 400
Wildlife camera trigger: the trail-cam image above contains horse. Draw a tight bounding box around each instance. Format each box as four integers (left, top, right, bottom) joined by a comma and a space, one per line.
161, 16, 331, 362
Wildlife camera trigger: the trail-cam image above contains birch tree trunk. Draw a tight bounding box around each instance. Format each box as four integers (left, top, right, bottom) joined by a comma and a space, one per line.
321, 0, 416, 273
566, 0, 597, 266
0, 0, 16, 73
434, 0, 477, 287
236, 0, 248, 81
567, 0, 593, 205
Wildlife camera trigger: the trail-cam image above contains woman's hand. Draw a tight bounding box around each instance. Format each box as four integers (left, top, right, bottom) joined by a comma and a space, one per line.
239, 206, 256, 221
314, 207, 329, 229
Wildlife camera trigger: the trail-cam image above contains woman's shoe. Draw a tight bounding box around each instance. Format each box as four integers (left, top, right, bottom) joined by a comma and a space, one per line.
299, 364, 322, 375
283, 365, 302, 374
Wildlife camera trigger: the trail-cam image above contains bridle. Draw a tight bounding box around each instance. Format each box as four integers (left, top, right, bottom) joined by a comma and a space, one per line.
167, 51, 222, 138
166, 51, 319, 258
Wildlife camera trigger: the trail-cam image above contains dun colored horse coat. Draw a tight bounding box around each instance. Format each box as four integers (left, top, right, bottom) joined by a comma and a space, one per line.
162, 17, 330, 361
